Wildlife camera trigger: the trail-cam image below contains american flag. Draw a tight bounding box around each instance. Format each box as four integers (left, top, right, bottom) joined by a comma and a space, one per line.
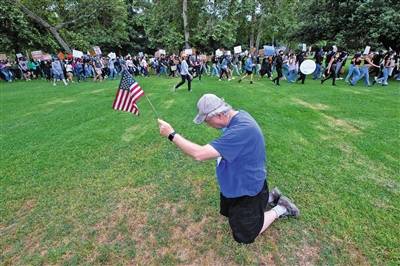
112, 70, 144, 115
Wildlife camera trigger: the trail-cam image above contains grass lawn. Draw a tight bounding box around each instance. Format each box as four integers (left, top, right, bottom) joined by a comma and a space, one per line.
1, 75, 399, 265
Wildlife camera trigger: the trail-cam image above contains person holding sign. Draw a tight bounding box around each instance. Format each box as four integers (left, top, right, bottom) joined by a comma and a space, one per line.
157, 94, 300, 244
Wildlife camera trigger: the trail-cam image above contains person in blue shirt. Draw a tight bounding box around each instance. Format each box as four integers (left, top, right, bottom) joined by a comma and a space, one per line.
238, 55, 255, 84
158, 94, 299, 244
51, 58, 68, 86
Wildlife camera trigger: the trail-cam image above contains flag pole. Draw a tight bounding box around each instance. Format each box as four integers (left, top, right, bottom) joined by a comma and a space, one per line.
144, 94, 160, 118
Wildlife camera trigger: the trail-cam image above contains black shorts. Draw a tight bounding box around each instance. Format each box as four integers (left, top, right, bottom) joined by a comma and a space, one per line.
246, 70, 253, 75
220, 181, 269, 244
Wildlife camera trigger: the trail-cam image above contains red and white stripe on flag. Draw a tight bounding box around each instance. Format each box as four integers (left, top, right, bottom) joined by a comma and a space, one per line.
112, 72, 144, 115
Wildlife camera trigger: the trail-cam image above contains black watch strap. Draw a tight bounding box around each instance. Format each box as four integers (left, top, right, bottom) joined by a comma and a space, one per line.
168, 131, 176, 141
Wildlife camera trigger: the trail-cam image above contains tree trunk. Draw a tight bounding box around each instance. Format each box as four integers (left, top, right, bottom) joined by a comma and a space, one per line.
17, 1, 72, 53
49, 28, 72, 53
255, 18, 263, 51
182, 0, 190, 49
249, 13, 255, 50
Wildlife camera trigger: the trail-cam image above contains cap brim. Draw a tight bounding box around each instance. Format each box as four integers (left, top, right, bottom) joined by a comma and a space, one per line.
193, 105, 230, 124
193, 113, 206, 124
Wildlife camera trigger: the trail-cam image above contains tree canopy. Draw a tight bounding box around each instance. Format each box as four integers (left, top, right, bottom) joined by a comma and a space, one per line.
1, 0, 398, 55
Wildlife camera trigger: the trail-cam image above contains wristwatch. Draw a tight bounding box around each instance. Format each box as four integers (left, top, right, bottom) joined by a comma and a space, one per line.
168, 131, 176, 141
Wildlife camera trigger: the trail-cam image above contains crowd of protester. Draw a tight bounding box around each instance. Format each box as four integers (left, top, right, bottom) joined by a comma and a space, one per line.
1, 47, 399, 88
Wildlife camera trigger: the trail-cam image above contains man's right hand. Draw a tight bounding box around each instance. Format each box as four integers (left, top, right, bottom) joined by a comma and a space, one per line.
157, 119, 174, 138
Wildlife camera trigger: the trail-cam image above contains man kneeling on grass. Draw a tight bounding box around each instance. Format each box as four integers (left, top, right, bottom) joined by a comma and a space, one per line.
158, 94, 299, 244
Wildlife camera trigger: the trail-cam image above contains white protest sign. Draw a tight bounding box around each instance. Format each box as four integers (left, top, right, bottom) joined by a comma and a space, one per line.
138, 52, 144, 57
42, 54, 52, 61
16, 53, 23, 58
108, 52, 116, 59
184, 48, 193, 55
332, 45, 338, 52
215, 49, 223, 57
300, 59, 316, 75
159, 49, 166, 55
93, 46, 102, 55
363, 46, 371, 55
31, 50, 43, 60
226, 51, 231, 56
0, 53, 7, 60
73, 50, 84, 58
302, 43, 307, 52
234, 46, 242, 54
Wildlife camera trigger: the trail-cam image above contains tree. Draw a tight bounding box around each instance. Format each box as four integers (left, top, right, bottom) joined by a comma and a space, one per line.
292, 0, 400, 51
16, 0, 74, 52
8, 0, 129, 53
182, 0, 190, 48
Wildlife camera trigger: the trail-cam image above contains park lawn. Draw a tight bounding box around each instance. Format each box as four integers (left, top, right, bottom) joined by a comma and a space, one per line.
0, 75, 399, 265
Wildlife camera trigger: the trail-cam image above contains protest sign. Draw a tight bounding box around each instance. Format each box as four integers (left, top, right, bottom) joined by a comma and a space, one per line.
264, 46, 275, 56
31, 50, 43, 60
159, 49, 166, 55
300, 60, 316, 75
234, 46, 242, 54
363, 46, 371, 55
184, 48, 193, 55
57, 52, 65, 60
108, 52, 116, 59
215, 49, 223, 57
41, 54, 52, 61
73, 50, 84, 58
0, 54, 7, 60
93, 46, 102, 55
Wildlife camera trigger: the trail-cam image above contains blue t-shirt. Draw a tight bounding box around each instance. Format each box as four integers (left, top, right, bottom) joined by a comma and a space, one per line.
245, 58, 254, 71
210, 110, 267, 198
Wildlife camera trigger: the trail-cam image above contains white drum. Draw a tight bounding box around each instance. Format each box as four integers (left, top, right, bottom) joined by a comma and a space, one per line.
300, 59, 316, 75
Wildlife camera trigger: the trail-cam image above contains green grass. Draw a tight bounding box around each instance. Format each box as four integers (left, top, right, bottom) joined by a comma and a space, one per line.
1, 75, 399, 265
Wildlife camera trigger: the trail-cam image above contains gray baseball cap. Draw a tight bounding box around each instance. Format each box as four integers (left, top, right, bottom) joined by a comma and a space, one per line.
193, 94, 231, 124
